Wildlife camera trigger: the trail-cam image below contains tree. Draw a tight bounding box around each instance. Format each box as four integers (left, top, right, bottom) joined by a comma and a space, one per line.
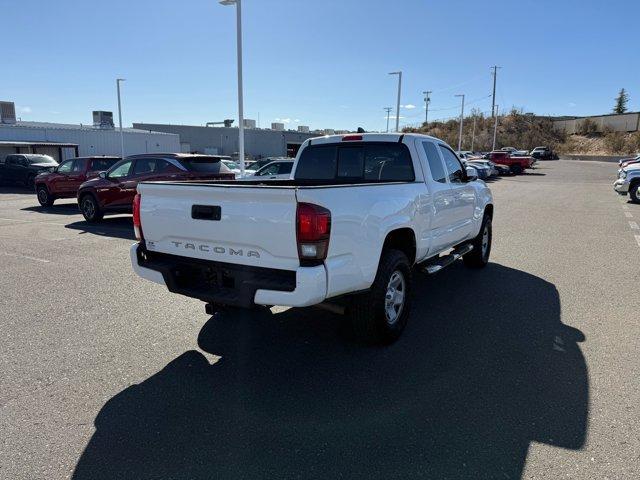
613, 88, 629, 114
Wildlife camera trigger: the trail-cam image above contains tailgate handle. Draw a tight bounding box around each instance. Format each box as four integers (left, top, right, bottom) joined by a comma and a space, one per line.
191, 205, 221, 221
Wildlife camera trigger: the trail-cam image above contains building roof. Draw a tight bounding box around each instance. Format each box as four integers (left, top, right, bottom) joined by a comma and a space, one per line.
0, 121, 178, 135
0, 140, 78, 147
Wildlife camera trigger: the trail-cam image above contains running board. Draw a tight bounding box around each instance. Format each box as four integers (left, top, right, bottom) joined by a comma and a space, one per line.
420, 244, 473, 274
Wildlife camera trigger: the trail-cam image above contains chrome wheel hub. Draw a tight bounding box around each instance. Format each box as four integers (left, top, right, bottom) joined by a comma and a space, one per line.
83, 199, 94, 218
384, 270, 406, 325
37, 189, 48, 203
481, 225, 489, 258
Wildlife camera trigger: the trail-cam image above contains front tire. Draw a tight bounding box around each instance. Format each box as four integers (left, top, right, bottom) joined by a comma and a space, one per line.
629, 181, 640, 203
36, 185, 54, 207
80, 194, 103, 222
350, 249, 412, 345
463, 215, 492, 268
510, 164, 523, 175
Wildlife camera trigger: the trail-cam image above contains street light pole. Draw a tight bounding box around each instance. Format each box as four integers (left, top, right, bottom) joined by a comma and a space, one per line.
389, 71, 402, 132
454, 94, 465, 151
116, 78, 125, 159
220, 0, 245, 174
423, 90, 431, 125
470, 115, 477, 151
492, 105, 500, 151
384, 107, 392, 133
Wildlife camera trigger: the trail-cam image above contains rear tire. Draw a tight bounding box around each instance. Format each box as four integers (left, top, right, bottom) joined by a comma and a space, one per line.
629, 181, 640, 204
80, 194, 103, 222
463, 214, 492, 269
350, 249, 412, 345
36, 185, 54, 207
510, 164, 523, 175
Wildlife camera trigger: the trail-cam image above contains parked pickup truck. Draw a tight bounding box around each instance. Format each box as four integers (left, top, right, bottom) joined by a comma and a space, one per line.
486, 151, 534, 174
130, 133, 494, 344
0, 154, 58, 188
35, 156, 121, 206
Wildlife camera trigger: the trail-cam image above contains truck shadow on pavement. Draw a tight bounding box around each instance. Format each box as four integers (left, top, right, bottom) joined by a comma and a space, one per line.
65, 217, 135, 240
73, 263, 588, 480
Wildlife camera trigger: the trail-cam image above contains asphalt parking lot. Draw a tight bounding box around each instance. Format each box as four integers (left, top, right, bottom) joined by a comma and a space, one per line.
1, 160, 639, 479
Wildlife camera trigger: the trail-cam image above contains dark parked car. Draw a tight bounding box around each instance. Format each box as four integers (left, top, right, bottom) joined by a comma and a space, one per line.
76, 153, 235, 222
0, 154, 58, 188
34, 156, 121, 206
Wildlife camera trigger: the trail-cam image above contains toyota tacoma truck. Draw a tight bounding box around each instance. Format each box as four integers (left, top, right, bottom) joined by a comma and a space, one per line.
130, 133, 494, 344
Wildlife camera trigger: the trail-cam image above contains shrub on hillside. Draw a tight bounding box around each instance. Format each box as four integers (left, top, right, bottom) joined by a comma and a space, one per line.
604, 132, 626, 153
577, 118, 598, 135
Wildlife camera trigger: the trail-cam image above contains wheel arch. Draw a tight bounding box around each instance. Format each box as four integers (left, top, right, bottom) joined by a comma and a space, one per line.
381, 227, 417, 266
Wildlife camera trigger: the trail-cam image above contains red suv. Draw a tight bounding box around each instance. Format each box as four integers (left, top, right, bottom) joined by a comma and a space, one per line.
77, 153, 235, 222
35, 156, 121, 206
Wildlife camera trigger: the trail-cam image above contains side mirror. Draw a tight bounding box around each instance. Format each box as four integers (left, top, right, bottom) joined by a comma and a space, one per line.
98, 171, 107, 179
465, 166, 478, 182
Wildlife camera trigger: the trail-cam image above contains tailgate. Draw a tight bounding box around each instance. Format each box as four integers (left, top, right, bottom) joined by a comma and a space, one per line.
137, 183, 300, 270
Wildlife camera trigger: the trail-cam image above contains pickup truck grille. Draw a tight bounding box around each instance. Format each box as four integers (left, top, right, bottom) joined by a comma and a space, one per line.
136, 246, 296, 308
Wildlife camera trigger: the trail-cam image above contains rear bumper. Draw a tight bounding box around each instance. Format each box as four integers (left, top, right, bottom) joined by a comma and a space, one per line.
130, 243, 326, 308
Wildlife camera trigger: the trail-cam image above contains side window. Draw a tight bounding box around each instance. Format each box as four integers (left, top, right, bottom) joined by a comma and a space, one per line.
279, 162, 293, 175
19, 156, 29, 166
133, 158, 157, 175
421, 141, 447, 183
57, 160, 74, 173
5, 156, 16, 165
337, 147, 364, 178
90, 158, 117, 172
295, 146, 337, 180
155, 159, 173, 173
108, 160, 133, 179
439, 145, 465, 184
72, 159, 86, 172
258, 163, 280, 176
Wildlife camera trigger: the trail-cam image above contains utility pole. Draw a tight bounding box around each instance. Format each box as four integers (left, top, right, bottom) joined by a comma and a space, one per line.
455, 94, 465, 152
492, 105, 499, 151
389, 71, 402, 132
116, 78, 126, 159
423, 90, 432, 125
384, 107, 392, 133
470, 115, 477, 151
491, 65, 501, 118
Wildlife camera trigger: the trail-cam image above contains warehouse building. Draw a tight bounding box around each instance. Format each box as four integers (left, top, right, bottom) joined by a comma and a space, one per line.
133, 122, 320, 158
0, 103, 180, 162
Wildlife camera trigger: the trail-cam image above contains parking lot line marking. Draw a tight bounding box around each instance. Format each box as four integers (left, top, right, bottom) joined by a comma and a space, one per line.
629, 221, 640, 230
1, 252, 50, 263
622, 205, 629, 210
636, 235, 640, 248
624, 211, 633, 218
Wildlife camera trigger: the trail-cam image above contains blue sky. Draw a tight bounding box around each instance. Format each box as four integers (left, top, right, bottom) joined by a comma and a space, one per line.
2, 0, 639, 131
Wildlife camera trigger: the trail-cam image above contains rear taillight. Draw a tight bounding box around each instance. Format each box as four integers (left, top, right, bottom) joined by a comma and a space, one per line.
296, 202, 331, 263
132, 193, 143, 241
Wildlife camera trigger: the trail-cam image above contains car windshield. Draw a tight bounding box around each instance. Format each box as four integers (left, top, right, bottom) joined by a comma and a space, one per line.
177, 156, 230, 173
25, 155, 57, 165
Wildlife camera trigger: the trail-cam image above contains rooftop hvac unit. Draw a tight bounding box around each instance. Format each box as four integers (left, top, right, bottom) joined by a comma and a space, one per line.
297, 125, 310, 133
243, 119, 256, 129
93, 110, 115, 129
271, 122, 285, 131
0, 101, 17, 124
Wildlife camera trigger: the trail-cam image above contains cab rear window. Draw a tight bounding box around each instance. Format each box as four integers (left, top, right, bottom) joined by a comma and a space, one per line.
295, 142, 414, 182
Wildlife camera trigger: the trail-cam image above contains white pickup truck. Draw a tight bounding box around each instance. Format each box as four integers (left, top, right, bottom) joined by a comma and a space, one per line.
130, 133, 494, 344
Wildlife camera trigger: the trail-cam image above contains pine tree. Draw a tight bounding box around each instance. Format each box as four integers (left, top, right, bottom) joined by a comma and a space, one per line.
613, 88, 629, 114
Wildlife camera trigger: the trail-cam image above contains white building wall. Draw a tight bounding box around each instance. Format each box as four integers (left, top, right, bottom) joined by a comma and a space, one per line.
0, 124, 180, 157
